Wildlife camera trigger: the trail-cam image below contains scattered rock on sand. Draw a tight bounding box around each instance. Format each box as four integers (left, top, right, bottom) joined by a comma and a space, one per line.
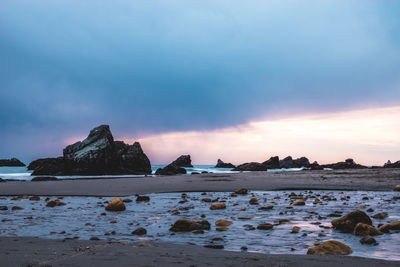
132, 227, 147, 235
46, 200, 66, 207
105, 197, 126, 211
360, 236, 377, 245
307, 240, 353, 255
258, 205, 273, 210
210, 202, 226, 210
136, 196, 150, 202
235, 188, 248, 195
292, 199, 305, 206
372, 212, 388, 220
378, 221, 400, 233
291, 226, 300, 233
249, 197, 258, 205
353, 223, 382, 236
331, 210, 372, 232
257, 223, 273, 230
215, 219, 233, 226
170, 219, 210, 232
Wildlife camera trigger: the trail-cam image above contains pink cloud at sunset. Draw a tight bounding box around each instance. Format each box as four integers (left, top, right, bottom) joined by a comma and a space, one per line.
121, 106, 400, 165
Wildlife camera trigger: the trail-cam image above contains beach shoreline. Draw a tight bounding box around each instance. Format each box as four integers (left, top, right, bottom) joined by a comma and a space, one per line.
0, 168, 399, 196
0, 236, 398, 267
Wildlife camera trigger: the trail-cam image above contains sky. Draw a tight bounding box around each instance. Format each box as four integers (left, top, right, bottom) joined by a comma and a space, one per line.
0, 0, 400, 164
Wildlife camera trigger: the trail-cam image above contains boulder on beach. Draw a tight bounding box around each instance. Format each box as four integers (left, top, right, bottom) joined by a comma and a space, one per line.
378, 221, 400, 233
331, 210, 372, 233
257, 223, 273, 230
393, 185, 400, 191
171, 155, 193, 167
155, 163, 187, 175
132, 227, 147, 235
360, 236, 377, 245
321, 158, 367, 170
353, 223, 382, 236
291, 199, 305, 206
235, 188, 248, 195
307, 240, 353, 255
105, 197, 126, 211
210, 202, 226, 210
0, 158, 25, 167
46, 199, 66, 207
170, 219, 210, 232
215, 219, 233, 226
28, 125, 152, 175
214, 159, 235, 169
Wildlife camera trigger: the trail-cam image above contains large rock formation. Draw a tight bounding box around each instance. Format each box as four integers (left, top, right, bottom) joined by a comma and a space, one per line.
28, 125, 151, 175
155, 163, 187, 175
232, 162, 267, 171
384, 160, 400, 168
171, 155, 193, 167
321, 158, 367, 170
215, 159, 235, 169
0, 158, 25, 167
279, 156, 310, 168
262, 156, 280, 169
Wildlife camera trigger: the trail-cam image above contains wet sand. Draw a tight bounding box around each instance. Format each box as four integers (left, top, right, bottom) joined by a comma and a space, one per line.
1, 236, 398, 267
0, 168, 399, 196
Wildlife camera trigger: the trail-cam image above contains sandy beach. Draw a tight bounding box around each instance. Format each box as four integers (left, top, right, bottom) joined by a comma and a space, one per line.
1, 236, 399, 267
0, 168, 399, 196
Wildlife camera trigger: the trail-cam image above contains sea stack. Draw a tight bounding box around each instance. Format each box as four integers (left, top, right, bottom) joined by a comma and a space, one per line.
215, 159, 235, 168
28, 125, 152, 175
0, 158, 25, 167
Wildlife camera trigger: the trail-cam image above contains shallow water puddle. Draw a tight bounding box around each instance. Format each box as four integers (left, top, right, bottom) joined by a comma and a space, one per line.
0, 190, 399, 261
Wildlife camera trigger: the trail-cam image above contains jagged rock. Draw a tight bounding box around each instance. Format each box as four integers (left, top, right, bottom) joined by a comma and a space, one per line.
171, 155, 193, 167
132, 227, 147, 235
353, 223, 382, 236
28, 125, 151, 175
360, 236, 377, 245
31, 176, 58, 182
170, 219, 210, 232
105, 197, 126, 211
307, 240, 353, 255
0, 158, 25, 167
262, 156, 280, 169
321, 158, 367, 170
378, 221, 400, 233
232, 162, 266, 171
279, 156, 310, 168
331, 210, 372, 233
155, 163, 187, 175
215, 159, 235, 169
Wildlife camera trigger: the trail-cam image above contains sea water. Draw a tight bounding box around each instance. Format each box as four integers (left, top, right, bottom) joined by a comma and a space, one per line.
0, 190, 399, 261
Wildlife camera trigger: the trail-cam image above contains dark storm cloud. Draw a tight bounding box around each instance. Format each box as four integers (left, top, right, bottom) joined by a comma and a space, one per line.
1, 0, 400, 162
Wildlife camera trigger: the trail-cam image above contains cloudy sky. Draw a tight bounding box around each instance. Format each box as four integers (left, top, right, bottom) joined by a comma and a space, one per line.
1, 0, 399, 164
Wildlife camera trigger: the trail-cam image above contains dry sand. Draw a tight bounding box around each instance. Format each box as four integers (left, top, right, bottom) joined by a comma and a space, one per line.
1, 237, 399, 267
0, 168, 399, 196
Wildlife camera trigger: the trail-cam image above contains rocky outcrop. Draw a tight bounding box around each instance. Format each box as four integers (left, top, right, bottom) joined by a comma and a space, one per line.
307, 240, 353, 255
28, 125, 151, 175
155, 163, 186, 175
331, 210, 372, 233
171, 155, 193, 167
262, 156, 280, 169
232, 162, 266, 171
215, 159, 235, 169
0, 158, 25, 167
384, 160, 400, 168
321, 158, 367, 170
279, 156, 310, 168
